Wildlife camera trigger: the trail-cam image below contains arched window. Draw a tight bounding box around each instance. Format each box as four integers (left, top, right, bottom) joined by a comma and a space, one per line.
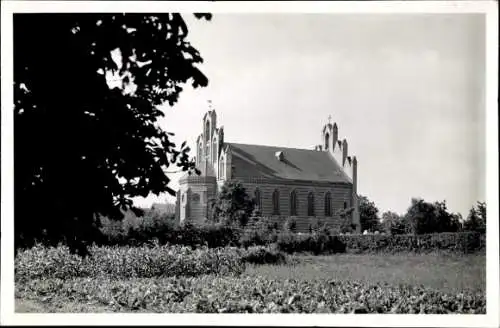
205, 121, 210, 142
272, 189, 280, 215
212, 139, 217, 164
254, 188, 261, 209
307, 192, 315, 216
290, 190, 298, 216
324, 192, 332, 216
185, 189, 191, 218
324, 132, 330, 150
219, 157, 225, 179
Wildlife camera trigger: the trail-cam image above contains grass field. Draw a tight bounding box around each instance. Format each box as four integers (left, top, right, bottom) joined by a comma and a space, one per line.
16, 253, 485, 312
245, 253, 486, 294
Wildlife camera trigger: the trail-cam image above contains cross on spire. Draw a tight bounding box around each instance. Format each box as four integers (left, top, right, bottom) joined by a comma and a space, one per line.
208, 99, 213, 110
328, 115, 332, 125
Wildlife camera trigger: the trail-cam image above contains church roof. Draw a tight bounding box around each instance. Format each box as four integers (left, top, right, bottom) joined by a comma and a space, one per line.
226, 142, 352, 184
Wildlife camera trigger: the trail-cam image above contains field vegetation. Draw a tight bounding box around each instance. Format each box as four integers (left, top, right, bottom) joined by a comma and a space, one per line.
16, 238, 485, 314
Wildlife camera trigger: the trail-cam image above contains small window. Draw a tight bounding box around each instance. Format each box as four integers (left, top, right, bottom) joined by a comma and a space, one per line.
191, 193, 200, 202
272, 189, 280, 215
307, 192, 315, 216
343, 201, 347, 209
290, 190, 298, 216
324, 192, 332, 216
254, 188, 262, 209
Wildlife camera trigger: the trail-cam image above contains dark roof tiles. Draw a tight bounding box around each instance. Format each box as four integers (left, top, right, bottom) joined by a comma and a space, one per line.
227, 142, 352, 184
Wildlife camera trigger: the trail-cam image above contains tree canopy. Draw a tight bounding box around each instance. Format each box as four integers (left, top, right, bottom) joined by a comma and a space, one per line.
358, 195, 380, 232
404, 198, 462, 235
463, 201, 486, 233
210, 180, 255, 227
14, 13, 211, 253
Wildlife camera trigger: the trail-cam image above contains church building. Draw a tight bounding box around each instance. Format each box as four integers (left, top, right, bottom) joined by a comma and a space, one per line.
175, 106, 361, 233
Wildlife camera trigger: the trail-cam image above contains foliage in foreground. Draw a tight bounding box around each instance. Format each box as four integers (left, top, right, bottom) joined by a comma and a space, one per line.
15, 244, 288, 282
14, 13, 211, 254
16, 275, 486, 314
14, 244, 243, 282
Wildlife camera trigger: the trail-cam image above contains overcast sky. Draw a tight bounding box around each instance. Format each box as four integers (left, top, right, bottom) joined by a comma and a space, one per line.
133, 13, 486, 218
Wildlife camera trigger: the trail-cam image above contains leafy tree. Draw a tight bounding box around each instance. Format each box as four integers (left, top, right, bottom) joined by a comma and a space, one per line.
358, 195, 380, 232
404, 198, 461, 235
432, 200, 462, 233
477, 201, 486, 222
380, 211, 408, 235
14, 13, 211, 254
211, 180, 255, 226
464, 201, 486, 233
337, 207, 356, 234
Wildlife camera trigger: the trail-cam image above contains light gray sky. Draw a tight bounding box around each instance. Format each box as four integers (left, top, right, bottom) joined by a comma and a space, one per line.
133, 13, 486, 218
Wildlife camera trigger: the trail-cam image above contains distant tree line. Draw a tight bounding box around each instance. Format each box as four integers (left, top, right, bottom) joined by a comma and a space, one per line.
379, 200, 485, 235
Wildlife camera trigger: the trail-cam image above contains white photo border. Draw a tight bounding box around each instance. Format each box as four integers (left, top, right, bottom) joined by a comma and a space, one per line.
1, 1, 498, 327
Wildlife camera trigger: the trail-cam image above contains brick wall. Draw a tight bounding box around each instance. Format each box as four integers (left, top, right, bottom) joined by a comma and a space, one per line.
240, 180, 352, 219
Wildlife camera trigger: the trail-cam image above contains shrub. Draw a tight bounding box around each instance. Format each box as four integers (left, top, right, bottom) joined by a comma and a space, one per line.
241, 246, 287, 265
239, 217, 280, 247
276, 231, 346, 255
239, 228, 278, 248
283, 218, 297, 232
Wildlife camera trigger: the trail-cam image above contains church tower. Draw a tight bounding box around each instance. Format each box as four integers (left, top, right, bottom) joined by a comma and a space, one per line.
177, 101, 219, 225
319, 115, 360, 233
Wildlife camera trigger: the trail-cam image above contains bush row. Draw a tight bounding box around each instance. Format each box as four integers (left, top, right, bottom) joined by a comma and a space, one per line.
100, 222, 241, 248
243, 231, 485, 255
97, 219, 486, 255
16, 275, 486, 313
337, 232, 486, 254
15, 244, 288, 282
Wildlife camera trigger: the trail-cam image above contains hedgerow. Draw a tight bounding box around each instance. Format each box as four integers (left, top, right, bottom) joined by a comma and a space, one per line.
86, 216, 487, 255
16, 275, 486, 313
337, 232, 485, 254
102, 222, 241, 248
